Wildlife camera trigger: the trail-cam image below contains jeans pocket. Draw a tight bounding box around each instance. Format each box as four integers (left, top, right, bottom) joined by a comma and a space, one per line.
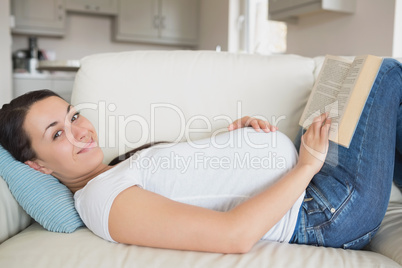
342, 224, 381, 250
303, 185, 334, 215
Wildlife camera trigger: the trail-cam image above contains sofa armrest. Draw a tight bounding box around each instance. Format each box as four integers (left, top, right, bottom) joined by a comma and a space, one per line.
0, 176, 31, 243
390, 183, 402, 203
367, 202, 402, 266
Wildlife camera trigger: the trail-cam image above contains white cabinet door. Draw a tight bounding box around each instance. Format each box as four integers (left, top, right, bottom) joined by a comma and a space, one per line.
115, 0, 198, 46
11, 0, 66, 36
53, 79, 75, 102
269, 0, 317, 13
115, 0, 159, 42
13, 75, 74, 103
65, 0, 118, 15
269, 0, 356, 21
161, 0, 198, 45
13, 78, 52, 98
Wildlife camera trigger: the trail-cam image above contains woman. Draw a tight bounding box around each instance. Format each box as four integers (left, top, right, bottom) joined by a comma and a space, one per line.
0, 58, 401, 253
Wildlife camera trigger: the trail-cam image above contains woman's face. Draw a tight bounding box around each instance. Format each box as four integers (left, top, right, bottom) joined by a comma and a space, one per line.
23, 96, 104, 186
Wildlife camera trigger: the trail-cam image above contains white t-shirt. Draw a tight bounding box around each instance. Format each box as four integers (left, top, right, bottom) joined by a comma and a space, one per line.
74, 128, 304, 243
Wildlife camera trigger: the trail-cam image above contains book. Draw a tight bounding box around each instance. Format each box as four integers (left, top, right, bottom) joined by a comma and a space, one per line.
299, 54, 383, 148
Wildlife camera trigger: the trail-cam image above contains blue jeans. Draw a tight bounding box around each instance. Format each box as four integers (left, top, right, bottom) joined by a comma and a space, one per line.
290, 58, 402, 249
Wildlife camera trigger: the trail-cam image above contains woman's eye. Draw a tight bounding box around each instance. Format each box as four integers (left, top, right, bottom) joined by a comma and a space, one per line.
71, 112, 80, 122
53, 130, 62, 140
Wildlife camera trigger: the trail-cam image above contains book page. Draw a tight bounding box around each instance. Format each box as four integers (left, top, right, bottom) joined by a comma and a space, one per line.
336, 56, 366, 115
331, 56, 366, 139
299, 56, 352, 128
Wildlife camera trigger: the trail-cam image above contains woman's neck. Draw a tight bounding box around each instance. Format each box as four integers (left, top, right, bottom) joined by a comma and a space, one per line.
59, 164, 114, 194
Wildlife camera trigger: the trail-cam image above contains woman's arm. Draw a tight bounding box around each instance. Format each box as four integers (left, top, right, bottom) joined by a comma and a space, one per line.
109, 113, 331, 253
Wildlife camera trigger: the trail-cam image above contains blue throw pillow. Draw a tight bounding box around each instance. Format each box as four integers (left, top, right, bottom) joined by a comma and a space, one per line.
0, 145, 84, 233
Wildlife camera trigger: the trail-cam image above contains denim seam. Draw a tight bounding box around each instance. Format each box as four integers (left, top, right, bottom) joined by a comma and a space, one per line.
328, 185, 354, 222
342, 223, 381, 249
315, 226, 324, 246
300, 207, 308, 244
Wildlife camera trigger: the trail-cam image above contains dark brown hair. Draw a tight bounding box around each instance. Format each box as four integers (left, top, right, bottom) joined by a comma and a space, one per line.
0, 89, 62, 162
108, 141, 168, 166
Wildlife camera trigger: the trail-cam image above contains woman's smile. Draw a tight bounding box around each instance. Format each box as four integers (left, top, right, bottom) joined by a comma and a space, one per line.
77, 139, 98, 154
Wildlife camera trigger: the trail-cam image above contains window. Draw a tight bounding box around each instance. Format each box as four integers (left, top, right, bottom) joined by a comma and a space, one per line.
245, 0, 287, 54
393, 0, 402, 57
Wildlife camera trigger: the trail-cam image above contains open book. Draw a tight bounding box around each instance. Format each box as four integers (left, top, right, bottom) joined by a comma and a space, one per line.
299, 55, 383, 148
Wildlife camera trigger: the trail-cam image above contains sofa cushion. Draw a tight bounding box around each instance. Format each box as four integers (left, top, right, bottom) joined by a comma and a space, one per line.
390, 182, 402, 203
0, 222, 400, 268
367, 203, 402, 266
0, 146, 84, 234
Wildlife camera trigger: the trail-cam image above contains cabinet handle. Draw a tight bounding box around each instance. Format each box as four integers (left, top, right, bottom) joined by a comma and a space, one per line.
160, 16, 166, 29
153, 15, 160, 28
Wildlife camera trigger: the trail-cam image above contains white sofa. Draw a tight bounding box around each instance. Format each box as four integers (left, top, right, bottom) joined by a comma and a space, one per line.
1, 51, 402, 267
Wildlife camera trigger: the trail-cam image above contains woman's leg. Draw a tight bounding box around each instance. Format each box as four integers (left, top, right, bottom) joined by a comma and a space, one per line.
291, 58, 402, 249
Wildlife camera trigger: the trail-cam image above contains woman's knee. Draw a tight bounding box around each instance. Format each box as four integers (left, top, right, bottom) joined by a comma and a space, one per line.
380, 58, 402, 75
375, 58, 402, 101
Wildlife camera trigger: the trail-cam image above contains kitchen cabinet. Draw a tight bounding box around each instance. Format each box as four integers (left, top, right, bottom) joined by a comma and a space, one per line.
13, 73, 75, 103
11, 0, 66, 36
65, 0, 118, 15
269, 0, 356, 22
114, 0, 198, 46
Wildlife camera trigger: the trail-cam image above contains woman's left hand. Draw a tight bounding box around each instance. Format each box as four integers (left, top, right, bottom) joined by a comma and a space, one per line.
228, 116, 278, 132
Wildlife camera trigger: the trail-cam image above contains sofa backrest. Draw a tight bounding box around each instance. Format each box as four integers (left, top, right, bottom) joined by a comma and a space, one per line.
72, 51, 316, 163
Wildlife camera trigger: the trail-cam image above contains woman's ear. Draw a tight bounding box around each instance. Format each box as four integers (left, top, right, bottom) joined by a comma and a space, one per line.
24, 160, 53, 175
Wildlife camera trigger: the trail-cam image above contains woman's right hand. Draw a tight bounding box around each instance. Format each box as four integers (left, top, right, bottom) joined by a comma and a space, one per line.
228, 116, 278, 133
297, 113, 331, 175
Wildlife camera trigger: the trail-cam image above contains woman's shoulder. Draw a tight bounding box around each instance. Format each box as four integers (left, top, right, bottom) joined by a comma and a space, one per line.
74, 158, 141, 200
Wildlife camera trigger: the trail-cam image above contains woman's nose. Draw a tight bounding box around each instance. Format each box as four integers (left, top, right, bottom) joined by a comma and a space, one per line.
71, 124, 89, 141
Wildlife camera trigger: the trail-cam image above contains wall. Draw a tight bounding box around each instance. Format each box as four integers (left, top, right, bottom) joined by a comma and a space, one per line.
198, 0, 230, 51
198, 0, 249, 53
286, 0, 396, 57
0, 0, 12, 106
394, 0, 402, 57
12, 13, 188, 61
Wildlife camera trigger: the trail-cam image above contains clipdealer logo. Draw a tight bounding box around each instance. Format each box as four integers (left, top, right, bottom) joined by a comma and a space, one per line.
69, 101, 288, 155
